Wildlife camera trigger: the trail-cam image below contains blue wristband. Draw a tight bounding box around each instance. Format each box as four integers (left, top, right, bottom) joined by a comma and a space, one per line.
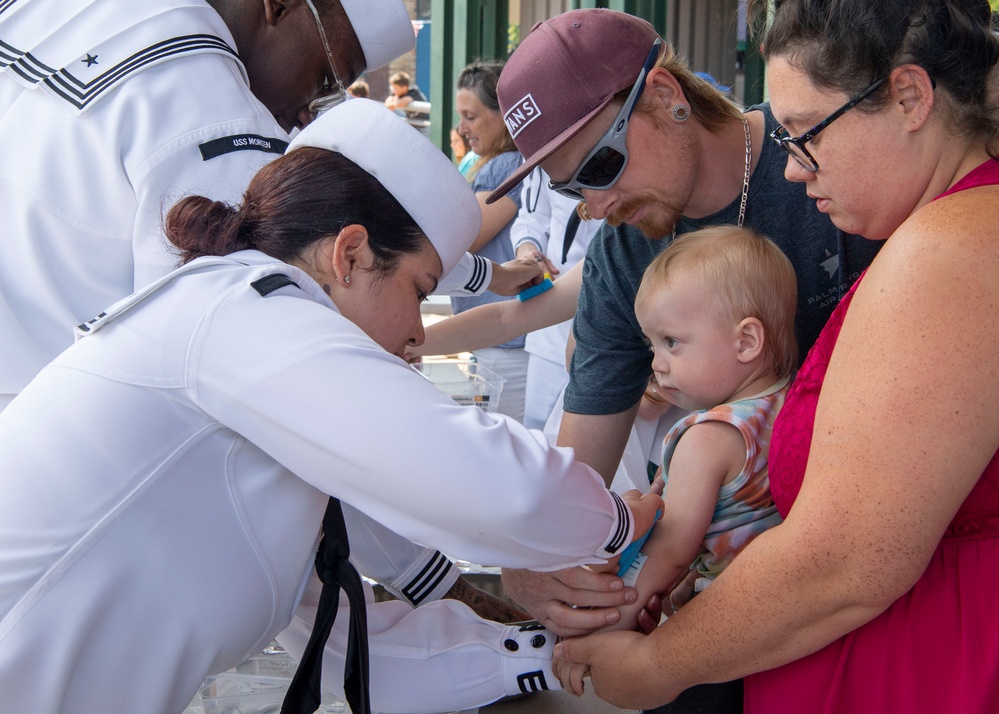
517, 276, 553, 301
616, 510, 661, 577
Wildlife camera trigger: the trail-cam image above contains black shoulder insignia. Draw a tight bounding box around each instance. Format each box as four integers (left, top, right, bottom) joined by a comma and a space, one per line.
251, 274, 299, 296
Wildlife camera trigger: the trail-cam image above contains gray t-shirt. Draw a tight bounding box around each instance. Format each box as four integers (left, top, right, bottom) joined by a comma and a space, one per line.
565, 104, 883, 415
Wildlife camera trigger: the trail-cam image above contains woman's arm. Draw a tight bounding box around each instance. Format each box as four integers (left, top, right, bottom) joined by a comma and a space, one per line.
470, 193, 518, 253
412, 262, 582, 357
553, 193, 999, 705
194, 267, 664, 572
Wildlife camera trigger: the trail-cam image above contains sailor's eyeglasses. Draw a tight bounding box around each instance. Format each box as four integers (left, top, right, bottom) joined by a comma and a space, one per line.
305, 0, 349, 119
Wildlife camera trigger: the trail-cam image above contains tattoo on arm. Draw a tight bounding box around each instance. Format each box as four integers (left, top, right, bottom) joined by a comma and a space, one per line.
444, 576, 532, 624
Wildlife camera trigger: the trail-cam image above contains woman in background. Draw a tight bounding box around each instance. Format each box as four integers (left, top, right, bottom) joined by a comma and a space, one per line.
453, 61, 529, 421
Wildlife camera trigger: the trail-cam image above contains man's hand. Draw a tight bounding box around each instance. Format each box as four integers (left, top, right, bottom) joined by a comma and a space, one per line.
443, 575, 530, 623
487, 258, 545, 296
500, 567, 638, 637
514, 243, 559, 277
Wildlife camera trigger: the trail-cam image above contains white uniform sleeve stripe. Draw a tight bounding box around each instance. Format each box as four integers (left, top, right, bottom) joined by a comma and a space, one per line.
462, 256, 483, 293
517, 670, 550, 693
408, 563, 452, 606
463, 255, 488, 293
401, 552, 454, 605
606, 492, 629, 554
403, 551, 447, 598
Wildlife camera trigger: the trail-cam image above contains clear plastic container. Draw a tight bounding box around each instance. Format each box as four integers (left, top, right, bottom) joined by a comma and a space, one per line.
410, 360, 505, 412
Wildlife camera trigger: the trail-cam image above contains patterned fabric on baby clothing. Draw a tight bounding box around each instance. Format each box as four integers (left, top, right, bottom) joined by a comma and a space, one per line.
661, 376, 790, 591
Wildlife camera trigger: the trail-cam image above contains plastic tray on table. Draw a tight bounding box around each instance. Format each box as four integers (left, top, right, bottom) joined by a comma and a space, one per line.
410, 360, 505, 413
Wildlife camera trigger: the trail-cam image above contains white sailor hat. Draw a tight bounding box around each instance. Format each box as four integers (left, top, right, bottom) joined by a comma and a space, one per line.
342, 0, 416, 72
287, 99, 481, 275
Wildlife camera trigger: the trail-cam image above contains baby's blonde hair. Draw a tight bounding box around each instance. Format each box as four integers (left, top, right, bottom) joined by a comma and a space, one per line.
637, 226, 798, 379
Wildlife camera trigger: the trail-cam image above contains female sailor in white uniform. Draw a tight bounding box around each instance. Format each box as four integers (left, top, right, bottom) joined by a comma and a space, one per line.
0, 98, 661, 714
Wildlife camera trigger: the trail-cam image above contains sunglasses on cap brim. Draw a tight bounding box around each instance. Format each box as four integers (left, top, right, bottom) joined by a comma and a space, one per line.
548, 38, 663, 201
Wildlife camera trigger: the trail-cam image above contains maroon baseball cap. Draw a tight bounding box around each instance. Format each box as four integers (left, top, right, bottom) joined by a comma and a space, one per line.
486, 9, 661, 204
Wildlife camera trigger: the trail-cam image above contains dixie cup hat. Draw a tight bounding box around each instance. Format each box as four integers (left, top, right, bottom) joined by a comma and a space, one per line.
287, 99, 481, 275
487, 9, 661, 204
341, 0, 416, 72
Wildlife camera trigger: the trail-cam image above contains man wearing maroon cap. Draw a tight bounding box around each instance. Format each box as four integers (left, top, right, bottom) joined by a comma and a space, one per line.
493, 9, 883, 712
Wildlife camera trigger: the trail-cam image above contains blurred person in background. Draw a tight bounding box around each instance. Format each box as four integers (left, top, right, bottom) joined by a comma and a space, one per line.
453, 61, 529, 421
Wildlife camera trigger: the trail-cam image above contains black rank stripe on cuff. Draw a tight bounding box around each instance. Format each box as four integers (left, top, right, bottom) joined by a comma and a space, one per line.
401, 551, 454, 606
606, 491, 630, 555
517, 670, 550, 694
462, 255, 488, 293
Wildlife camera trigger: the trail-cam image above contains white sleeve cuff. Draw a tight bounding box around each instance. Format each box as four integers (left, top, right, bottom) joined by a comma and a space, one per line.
379, 550, 460, 606
597, 491, 633, 559
499, 622, 562, 696
512, 237, 544, 254
433, 253, 491, 296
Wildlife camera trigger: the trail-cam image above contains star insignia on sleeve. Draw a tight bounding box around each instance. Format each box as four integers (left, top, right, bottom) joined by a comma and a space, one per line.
82, 53, 99, 67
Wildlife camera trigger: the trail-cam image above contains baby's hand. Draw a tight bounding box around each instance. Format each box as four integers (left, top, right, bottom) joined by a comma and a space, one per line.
649, 467, 664, 496
638, 379, 673, 422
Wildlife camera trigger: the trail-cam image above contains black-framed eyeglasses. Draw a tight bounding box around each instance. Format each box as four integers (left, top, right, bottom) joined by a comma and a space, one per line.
304, 0, 349, 119
548, 38, 663, 201
770, 77, 886, 172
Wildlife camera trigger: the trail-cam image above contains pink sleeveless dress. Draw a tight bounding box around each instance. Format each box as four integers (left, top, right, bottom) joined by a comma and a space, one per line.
744, 159, 999, 713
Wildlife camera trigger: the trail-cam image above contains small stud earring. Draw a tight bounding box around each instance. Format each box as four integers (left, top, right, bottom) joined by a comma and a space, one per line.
343, 275, 351, 285
671, 103, 690, 122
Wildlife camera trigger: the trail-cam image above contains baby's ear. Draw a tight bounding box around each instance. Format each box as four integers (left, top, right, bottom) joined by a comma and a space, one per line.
735, 317, 765, 363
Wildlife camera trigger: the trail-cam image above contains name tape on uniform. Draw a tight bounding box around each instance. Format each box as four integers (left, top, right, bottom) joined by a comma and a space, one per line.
199, 134, 289, 161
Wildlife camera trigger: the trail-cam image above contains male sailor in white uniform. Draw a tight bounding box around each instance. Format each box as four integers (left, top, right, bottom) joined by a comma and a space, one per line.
0, 0, 519, 412
0, 2, 552, 709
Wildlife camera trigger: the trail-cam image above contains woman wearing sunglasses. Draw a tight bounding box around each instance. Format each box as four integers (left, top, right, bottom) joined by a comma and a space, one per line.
552, 1, 999, 711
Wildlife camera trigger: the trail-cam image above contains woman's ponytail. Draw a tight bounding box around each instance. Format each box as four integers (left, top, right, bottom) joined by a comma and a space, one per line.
163, 147, 426, 270
164, 195, 251, 264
